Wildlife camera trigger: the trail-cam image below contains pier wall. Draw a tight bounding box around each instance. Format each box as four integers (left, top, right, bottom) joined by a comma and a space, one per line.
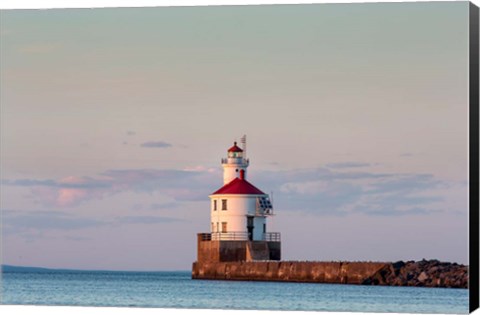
192, 260, 468, 288
192, 261, 386, 284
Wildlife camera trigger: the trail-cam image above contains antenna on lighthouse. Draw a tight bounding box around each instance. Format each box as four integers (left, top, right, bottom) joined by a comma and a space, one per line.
240, 134, 247, 157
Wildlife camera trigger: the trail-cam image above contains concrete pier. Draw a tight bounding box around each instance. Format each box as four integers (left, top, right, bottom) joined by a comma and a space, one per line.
192, 260, 468, 288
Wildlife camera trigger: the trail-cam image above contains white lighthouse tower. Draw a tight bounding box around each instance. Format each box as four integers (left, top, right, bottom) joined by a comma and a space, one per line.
209, 139, 275, 242
221, 141, 249, 185
195, 137, 280, 263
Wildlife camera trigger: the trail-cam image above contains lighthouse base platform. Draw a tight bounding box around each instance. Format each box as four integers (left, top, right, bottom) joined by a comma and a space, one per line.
196, 234, 281, 262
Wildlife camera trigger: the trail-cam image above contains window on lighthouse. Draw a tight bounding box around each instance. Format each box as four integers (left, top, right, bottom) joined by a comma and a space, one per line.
221, 199, 227, 210
221, 222, 227, 233
228, 151, 243, 158
213, 200, 217, 211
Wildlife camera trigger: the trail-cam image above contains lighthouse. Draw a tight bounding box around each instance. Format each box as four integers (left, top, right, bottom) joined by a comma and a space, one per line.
196, 138, 281, 263
221, 141, 249, 184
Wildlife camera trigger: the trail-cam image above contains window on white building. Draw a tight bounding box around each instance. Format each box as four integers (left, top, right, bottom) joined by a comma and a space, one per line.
213, 200, 217, 211
221, 222, 227, 233
221, 199, 227, 210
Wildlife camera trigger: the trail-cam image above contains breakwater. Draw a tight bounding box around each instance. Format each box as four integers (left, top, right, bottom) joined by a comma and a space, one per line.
192, 259, 468, 288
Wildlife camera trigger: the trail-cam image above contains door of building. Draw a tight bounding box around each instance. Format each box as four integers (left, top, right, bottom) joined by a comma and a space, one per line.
246, 216, 254, 241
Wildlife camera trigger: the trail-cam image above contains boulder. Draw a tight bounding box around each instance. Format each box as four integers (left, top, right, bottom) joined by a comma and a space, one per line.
418, 271, 428, 282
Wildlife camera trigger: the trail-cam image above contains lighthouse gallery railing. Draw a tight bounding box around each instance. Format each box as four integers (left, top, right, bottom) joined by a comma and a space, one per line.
198, 232, 280, 242
221, 158, 249, 164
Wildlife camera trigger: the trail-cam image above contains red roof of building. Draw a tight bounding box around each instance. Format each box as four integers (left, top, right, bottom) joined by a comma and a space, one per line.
211, 177, 266, 195
228, 142, 243, 153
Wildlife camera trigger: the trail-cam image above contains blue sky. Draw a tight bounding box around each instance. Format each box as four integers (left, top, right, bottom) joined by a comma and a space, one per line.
0, 2, 470, 270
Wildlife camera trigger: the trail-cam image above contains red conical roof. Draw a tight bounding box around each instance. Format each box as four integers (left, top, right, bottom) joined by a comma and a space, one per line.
228, 142, 243, 153
211, 177, 265, 195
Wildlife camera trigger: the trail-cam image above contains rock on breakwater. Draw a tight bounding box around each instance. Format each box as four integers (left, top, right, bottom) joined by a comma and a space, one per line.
192, 259, 468, 288
362, 259, 468, 288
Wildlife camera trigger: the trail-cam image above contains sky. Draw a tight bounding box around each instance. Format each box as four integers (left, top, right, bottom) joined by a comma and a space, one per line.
0, 1, 471, 271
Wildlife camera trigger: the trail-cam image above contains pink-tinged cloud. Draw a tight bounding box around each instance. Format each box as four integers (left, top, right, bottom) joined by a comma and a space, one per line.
28, 176, 108, 207
3, 166, 451, 216
56, 188, 88, 207
6, 169, 218, 207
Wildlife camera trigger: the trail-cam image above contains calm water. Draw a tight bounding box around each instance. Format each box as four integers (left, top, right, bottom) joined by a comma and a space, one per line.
1, 270, 469, 313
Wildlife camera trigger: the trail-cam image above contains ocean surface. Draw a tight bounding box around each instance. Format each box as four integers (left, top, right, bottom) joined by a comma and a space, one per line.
1, 269, 469, 314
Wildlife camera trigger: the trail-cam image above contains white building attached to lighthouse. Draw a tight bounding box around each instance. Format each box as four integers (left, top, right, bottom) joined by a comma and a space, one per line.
196, 139, 281, 263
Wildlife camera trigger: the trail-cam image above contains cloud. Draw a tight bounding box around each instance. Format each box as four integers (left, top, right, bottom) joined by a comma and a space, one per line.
149, 202, 180, 210
2, 168, 217, 207
131, 202, 182, 211
254, 167, 392, 189
364, 174, 440, 194
2, 178, 58, 187
2, 176, 111, 189
140, 141, 172, 148
2, 210, 106, 234
115, 216, 183, 224
326, 162, 372, 169
2, 209, 184, 238
355, 206, 436, 217
56, 188, 89, 207
183, 165, 217, 173
254, 167, 447, 217
2, 164, 457, 217
4, 176, 112, 207
126, 131, 136, 136
97, 168, 219, 202
276, 178, 363, 216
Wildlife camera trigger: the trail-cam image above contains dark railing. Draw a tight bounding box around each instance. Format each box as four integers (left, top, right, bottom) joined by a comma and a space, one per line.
198, 233, 212, 241
263, 232, 281, 242
198, 232, 281, 242
212, 231, 249, 240
221, 158, 249, 165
